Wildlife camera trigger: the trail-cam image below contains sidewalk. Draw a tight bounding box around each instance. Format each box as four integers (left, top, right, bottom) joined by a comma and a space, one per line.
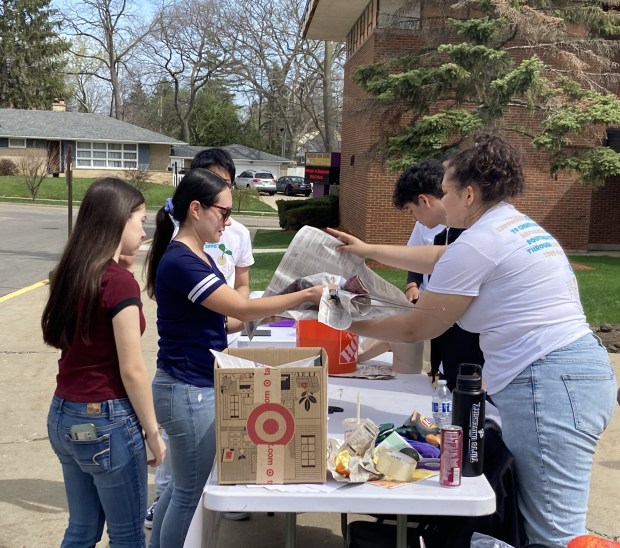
0, 251, 618, 547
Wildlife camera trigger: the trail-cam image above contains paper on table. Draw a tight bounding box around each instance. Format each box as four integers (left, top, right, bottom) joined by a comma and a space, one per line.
244, 482, 347, 493
331, 363, 395, 379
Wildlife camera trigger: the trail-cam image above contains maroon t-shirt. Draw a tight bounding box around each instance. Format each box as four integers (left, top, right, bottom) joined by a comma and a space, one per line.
55, 260, 146, 402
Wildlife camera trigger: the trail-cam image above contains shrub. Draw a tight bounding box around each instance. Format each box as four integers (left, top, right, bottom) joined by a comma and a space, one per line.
122, 165, 152, 193
233, 186, 260, 213
278, 195, 339, 230
0, 158, 17, 176
17, 155, 51, 200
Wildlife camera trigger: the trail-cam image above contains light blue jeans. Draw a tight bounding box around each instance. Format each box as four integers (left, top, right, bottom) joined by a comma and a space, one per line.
153, 430, 171, 497
148, 369, 216, 548
47, 396, 147, 547
492, 334, 616, 546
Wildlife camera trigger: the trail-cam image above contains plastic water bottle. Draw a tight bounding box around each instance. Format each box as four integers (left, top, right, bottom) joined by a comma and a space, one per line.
432, 379, 452, 428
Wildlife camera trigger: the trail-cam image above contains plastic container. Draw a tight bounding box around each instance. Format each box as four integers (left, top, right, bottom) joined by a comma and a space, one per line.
296, 319, 358, 374
451, 363, 486, 477
432, 379, 452, 427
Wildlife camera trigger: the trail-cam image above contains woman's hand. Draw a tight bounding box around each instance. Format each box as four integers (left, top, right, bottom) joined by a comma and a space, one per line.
305, 284, 329, 306
326, 228, 371, 258
145, 430, 167, 467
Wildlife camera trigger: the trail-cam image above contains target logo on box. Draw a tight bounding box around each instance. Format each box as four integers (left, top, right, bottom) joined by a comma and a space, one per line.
247, 403, 295, 446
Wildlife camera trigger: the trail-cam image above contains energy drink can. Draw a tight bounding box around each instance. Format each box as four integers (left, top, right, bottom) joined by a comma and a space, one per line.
440, 425, 462, 487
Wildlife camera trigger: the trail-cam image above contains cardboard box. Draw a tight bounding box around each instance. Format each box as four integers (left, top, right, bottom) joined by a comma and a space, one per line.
214, 347, 328, 484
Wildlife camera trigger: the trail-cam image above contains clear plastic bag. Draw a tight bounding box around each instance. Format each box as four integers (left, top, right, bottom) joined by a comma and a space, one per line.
470, 532, 515, 548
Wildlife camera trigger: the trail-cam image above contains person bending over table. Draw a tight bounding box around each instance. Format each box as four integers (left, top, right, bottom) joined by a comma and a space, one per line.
145, 168, 326, 548
327, 133, 617, 547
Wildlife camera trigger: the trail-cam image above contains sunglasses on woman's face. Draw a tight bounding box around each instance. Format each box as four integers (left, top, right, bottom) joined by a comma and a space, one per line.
211, 204, 232, 222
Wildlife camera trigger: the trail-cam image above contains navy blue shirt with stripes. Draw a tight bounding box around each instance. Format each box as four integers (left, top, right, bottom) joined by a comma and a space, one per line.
155, 240, 227, 387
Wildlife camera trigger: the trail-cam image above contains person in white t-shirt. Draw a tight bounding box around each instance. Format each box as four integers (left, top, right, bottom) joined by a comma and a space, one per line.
327, 134, 616, 546
360, 163, 446, 371
145, 148, 255, 527
392, 162, 446, 302
396, 162, 446, 374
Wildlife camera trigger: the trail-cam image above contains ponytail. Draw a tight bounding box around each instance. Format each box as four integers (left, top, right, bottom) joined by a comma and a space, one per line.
145, 206, 175, 299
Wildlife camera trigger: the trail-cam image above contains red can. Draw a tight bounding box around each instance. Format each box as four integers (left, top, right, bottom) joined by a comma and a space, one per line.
440, 425, 462, 487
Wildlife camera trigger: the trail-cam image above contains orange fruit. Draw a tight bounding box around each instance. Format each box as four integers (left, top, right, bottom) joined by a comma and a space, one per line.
568, 535, 620, 548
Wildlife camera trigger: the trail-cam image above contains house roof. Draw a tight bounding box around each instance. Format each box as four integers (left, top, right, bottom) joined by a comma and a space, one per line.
171, 144, 290, 163
0, 109, 184, 145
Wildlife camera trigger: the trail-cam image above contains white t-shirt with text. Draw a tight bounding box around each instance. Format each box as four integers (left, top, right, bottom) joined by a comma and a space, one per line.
426, 202, 590, 394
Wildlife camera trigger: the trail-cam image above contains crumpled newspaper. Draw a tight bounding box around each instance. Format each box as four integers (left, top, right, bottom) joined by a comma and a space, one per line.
326, 419, 382, 483
278, 273, 372, 330
326, 438, 382, 483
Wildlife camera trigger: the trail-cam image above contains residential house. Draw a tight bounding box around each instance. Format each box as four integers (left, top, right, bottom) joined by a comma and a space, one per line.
0, 105, 184, 184
303, 0, 620, 251
169, 144, 292, 185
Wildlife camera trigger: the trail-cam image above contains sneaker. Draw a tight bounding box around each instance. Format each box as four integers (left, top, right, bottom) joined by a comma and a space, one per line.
144, 496, 160, 529
223, 512, 250, 521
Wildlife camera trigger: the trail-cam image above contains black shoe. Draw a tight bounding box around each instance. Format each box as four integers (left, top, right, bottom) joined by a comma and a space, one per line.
223, 512, 250, 521
144, 496, 160, 529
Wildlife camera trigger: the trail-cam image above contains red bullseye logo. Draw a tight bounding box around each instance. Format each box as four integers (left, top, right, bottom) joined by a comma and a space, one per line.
246, 403, 295, 445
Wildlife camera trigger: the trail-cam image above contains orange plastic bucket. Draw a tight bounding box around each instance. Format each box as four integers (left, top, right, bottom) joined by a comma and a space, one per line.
296, 319, 358, 374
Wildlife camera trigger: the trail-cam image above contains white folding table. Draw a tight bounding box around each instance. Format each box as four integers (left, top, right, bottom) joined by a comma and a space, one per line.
187, 369, 496, 548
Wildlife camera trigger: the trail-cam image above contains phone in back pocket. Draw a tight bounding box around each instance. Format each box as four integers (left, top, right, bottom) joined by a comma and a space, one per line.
70, 423, 97, 441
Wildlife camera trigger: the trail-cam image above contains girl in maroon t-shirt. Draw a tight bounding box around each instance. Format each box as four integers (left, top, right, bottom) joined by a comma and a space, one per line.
42, 177, 166, 546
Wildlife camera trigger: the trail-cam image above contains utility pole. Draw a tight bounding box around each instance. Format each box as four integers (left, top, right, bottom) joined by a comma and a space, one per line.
280, 127, 286, 158
66, 145, 73, 237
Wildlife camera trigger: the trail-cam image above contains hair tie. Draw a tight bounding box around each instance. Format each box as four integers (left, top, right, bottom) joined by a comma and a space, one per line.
164, 197, 175, 216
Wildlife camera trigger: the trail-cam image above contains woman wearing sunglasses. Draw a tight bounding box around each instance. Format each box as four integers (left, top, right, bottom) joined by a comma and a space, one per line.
144, 168, 325, 548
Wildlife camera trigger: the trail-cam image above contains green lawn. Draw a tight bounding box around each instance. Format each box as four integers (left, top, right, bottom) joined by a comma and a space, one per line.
249, 243, 620, 324
251, 229, 296, 248
0, 176, 276, 214
568, 255, 620, 324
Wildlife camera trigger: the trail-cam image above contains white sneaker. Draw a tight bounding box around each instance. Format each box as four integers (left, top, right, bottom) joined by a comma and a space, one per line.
223, 512, 250, 521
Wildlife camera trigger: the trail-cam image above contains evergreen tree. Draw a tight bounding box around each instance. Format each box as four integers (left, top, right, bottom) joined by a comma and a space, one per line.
189, 83, 246, 146
0, 0, 69, 109
355, 0, 620, 187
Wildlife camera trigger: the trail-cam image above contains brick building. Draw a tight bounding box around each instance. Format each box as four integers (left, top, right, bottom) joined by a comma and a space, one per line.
303, 0, 620, 251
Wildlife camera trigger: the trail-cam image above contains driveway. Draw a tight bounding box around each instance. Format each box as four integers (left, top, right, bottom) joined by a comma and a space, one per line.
259, 192, 311, 210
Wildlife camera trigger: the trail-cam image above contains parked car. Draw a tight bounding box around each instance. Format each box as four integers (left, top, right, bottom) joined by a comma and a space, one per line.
276, 176, 312, 197
234, 170, 277, 195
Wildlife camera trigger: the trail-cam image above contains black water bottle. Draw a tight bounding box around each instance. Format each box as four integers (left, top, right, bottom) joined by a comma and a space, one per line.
451, 363, 485, 477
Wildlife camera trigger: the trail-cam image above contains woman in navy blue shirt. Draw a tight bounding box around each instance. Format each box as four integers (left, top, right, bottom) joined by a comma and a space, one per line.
145, 169, 324, 548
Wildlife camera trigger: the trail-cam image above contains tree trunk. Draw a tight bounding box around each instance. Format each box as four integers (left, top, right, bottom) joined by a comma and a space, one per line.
322, 41, 336, 152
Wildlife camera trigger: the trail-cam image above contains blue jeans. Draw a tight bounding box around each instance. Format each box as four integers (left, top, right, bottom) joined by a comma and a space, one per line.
148, 369, 216, 548
153, 430, 171, 497
492, 334, 616, 546
47, 396, 147, 547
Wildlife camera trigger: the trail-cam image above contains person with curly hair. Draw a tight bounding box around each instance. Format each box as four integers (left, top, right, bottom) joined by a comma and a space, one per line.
328, 133, 617, 546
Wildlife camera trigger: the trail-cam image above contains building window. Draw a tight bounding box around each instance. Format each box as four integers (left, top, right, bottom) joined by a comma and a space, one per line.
75, 142, 138, 169
8, 138, 26, 148
346, 0, 378, 57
